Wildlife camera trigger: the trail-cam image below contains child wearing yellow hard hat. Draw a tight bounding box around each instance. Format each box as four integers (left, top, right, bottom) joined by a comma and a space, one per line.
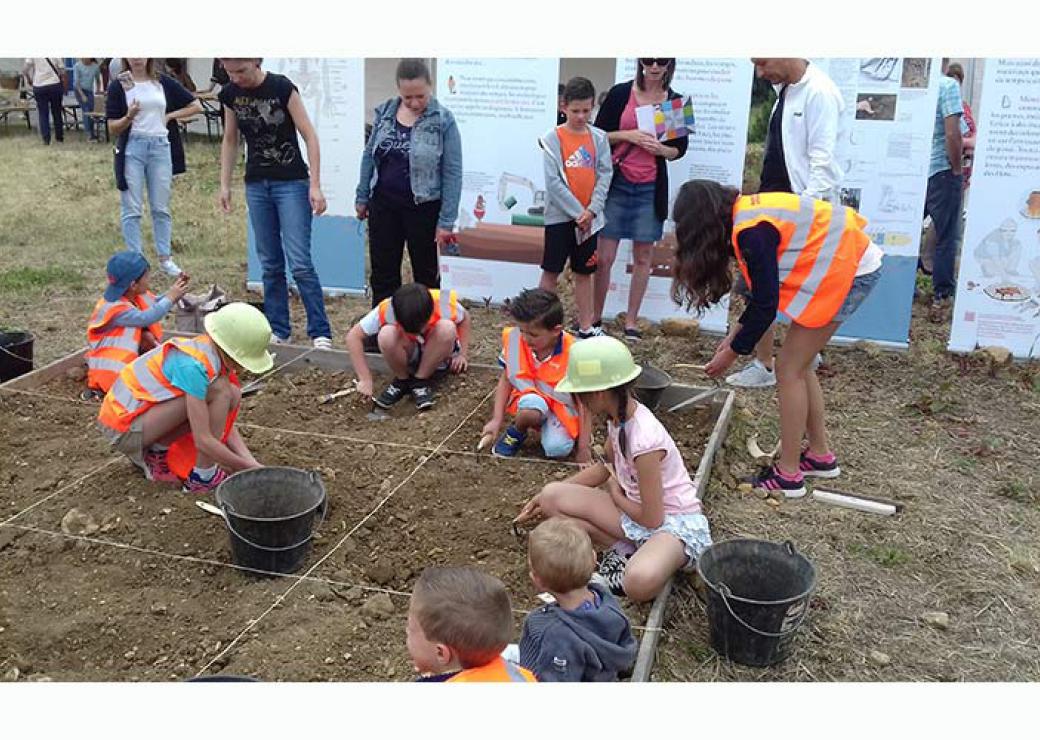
515, 336, 712, 603
97, 302, 274, 493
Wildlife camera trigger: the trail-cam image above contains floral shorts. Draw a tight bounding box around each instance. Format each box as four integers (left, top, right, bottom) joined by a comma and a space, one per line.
620, 511, 713, 572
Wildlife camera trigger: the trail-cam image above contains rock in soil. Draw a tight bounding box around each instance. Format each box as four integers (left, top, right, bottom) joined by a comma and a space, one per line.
60, 508, 99, 536
2, 667, 19, 682
365, 561, 395, 586
660, 318, 700, 339
360, 593, 395, 620
921, 611, 950, 630
335, 586, 365, 605
0, 528, 25, 551
868, 650, 891, 667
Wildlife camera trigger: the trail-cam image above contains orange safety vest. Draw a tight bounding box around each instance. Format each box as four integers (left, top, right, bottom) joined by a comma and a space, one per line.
98, 335, 239, 480
502, 327, 580, 439
85, 293, 164, 392
731, 193, 871, 328
446, 657, 537, 683
376, 288, 459, 340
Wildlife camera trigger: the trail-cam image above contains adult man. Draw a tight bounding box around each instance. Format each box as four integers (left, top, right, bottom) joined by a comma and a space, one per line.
727, 58, 844, 389
923, 59, 964, 322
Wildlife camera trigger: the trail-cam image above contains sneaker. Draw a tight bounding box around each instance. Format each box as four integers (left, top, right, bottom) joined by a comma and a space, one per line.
182, 468, 230, 494
750, 464, 807, 499
312, 336, 333, 350
623, 327, 642, 343
576, 325, 606, 340
799, 450, 841, 479
143, 448, 181, 484
726, 359, 776, 388
597, 549, 628, 597
270, 335, 291, 345
928, 297, 950, 324
374, 378, 410, 409
158, 258, 183, 277
411, 381, 435, 411
79, 388, 104, 402
492, 426, 527, 457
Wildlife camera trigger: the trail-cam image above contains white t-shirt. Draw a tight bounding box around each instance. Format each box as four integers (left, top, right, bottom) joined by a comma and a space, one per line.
25, 58, 62, 87
126, 80, 168, 137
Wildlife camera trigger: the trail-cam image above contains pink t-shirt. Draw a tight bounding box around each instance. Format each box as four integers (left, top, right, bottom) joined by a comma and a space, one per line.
607, 402, 701, 515
616, 88, 658, 184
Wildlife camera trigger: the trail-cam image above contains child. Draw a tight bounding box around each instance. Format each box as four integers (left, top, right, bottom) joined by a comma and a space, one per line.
217, 58, 333, 350
670, 180, 884, 497
519, 518, 637, 682
482, 288, 588, 461
407, 566, 537, 682
515, 336, 712, 603
538, 76, 613, 339
96, 302, 273, 493
345, 283, 470, 411
84, 251, 189, 400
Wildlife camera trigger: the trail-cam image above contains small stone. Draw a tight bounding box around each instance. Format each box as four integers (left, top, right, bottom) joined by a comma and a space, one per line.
160, 508, 172, 516
0, 529, 23, 551
868, 650, 891, 667
61, 509, 99, 536
660, 317, 700, 338
365, 561, 395, 586
314, 585, 337, 603
360, 593, 395, 620
754, 488, 770, 500
737, 483, 753, 494
979, 345, 1012, 366
65, 366, 87, 382
324, 657, 335, 665
766, 498, 781, 508
922, 611, 950, 630
363, 444, 377, 458
474, 549, 489, 560
336, 586, 364, 605
2, 667, 19, 682
150, 603, 168, 616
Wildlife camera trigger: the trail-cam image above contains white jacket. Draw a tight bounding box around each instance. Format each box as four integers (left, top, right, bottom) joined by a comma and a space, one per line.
771, 62, 845, 201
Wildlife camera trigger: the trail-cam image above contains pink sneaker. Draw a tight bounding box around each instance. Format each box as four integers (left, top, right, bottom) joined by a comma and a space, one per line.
143, 449, 181, 484
181, 468, 229, 494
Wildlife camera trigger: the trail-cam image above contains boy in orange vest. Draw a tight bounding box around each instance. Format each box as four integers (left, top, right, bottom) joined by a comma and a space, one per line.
83, 251, 189, 400
482, 288, 589, 461
345, 283, 470, 411
96, 302, 274, 493
407, 566, 536, 683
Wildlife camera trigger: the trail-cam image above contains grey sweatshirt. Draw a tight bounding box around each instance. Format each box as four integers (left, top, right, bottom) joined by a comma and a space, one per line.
518, 583, 637, 682
538, 124, 614, 226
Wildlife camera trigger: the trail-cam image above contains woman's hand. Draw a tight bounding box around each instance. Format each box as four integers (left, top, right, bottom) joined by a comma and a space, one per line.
704, 346, 739, 379
435, 227, 454, 248
219, 186, 233, 214
355, 203, 369, 221
126, 100, 141, 120
450, 353, 469, 374
310, 185, 327, 216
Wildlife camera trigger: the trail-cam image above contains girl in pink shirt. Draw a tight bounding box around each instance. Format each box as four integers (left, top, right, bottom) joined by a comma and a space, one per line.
515, 337, 712, 603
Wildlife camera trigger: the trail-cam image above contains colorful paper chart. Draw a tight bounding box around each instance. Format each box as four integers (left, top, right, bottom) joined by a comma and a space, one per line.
636, 96, 695, 141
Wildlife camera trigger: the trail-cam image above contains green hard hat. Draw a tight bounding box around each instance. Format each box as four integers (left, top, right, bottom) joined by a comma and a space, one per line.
204, 302, 275, 375
556, 336, 642, 394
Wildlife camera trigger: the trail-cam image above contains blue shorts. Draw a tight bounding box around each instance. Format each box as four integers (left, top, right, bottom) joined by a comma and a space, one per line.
516, 394, 575, 459
601, 172, 663, 244
833, 268, 881, 323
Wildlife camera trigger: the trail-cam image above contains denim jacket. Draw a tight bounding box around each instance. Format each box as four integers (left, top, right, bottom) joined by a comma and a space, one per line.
355, 96, 463, 229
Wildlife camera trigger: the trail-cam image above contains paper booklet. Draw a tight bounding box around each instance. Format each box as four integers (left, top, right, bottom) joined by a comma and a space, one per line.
635, 96, 695, 141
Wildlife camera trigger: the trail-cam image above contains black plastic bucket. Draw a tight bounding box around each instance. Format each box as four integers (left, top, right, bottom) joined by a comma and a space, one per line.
696, 539, 816, 667
215, 467, 326, 577
0, 330, 34, 383
634, 364, 671, 410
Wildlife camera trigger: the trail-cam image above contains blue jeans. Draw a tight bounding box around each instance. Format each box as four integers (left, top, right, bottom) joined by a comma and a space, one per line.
246, 178, 331, 340
77, 88, 96, 139
120, 134, 173, 259
924, 169, 963, 299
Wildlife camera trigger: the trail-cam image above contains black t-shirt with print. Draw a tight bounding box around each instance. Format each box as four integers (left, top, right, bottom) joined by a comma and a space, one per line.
219, 72, 309, 182
373, 119, 414, 206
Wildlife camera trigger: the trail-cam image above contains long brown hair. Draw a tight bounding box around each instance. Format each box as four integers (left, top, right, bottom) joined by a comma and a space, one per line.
124, 58, 160, 81
576, 380, 636, 460
671, 179, 741, 314
635, 58, 675, 91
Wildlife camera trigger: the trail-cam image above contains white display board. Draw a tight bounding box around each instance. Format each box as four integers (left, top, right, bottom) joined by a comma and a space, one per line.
435, 57, 560, 302
949, 58, 1040, 358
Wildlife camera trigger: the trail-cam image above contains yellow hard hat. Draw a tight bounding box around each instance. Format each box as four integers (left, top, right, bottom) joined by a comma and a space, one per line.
555, 336, 642, 394
204, 302, 275, 375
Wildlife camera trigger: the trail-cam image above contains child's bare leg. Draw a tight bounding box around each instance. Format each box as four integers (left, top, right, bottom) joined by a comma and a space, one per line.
536, 481, 626, 548
775, 322, 839, 473
414, 320, 457, 380
377, 324, 411, 380
194, 375, 237, 468
573, 272, 593, 331
139, 396, 190, 448
804, 366, 830, 457
625, 241, 654, 329
592, 237, 619, 324
538, 270, 559, 294
623, 532, 689, 603
754, 324, 775, 369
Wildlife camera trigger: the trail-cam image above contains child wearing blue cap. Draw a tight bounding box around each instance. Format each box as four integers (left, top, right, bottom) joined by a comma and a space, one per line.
84, 251, 189, 400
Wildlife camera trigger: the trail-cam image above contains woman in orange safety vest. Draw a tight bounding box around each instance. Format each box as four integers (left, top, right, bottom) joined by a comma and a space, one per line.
671, 180, 884, 498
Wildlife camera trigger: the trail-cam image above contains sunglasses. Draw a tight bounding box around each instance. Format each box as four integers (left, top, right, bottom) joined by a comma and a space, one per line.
640, 58, 674, 68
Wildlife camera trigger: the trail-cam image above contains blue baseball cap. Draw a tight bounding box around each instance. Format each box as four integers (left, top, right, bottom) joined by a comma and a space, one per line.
104, 251, 151, 302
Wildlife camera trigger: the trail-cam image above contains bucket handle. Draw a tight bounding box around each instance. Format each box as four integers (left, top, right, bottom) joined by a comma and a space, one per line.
223, 515, 315, 553
716, 582, 810, 639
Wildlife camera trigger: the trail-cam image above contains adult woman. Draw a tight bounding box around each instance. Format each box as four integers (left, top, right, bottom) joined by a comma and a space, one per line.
593, 58, 689, 341
73, 58, 103, 142
217, 58, 332, 349
355, 58, 463, 311
22, 57, 65, 145
107, 58, 201, 276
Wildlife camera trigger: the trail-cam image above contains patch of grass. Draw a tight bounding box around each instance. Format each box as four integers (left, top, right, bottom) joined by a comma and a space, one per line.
680, 639, 716, 662
849, 543, 912, 568
995, 480, 1036, 505
0, 266, 84, 292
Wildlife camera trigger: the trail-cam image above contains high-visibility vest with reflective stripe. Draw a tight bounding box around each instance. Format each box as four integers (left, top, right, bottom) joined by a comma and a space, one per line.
502, 327, 580, 439
376, 289, 458, 339
732, 193, 870, 328
98, 335, 225, 433
446, 657, 537, 683
86, 293, 164, 392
